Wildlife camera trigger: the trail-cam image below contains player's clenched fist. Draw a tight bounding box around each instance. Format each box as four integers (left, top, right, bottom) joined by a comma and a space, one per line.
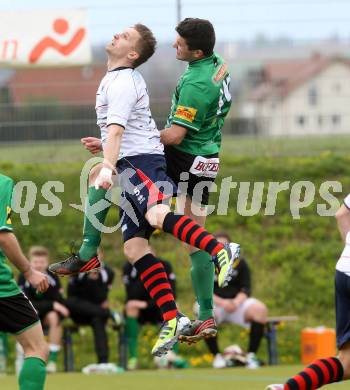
24, 268, 49, 293
81, 137, 103, 154
95, 167, 114, 190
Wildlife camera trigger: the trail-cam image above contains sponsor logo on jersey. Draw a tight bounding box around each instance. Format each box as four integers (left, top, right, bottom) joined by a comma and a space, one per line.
213, 63, 228, 84
174, 105, 197, 123
189, 156, 220, 178
6, 206, 12, 225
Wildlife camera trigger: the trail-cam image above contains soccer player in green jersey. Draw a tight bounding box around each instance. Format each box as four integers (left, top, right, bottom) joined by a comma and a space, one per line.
160, 18, 235, 342
0, 174, 49, 390
49, 24, 240, 357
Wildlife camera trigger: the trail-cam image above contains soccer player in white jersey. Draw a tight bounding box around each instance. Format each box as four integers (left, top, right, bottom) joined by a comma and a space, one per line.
50, 24, 240, 356
265, 196, 350, 389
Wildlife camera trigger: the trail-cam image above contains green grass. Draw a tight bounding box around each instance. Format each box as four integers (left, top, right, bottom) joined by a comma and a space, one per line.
2, 134, 350, 164
221, 134, 350, 157
1, 367, 349, 390
0, 140, 89, 164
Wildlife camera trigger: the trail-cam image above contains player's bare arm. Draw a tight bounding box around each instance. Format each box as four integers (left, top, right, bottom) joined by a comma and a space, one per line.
0, 231, 48, 292
160, 124, 187, 145
232, 291, 248, 306
336, 201, 350, 242
95, 124, 124, 190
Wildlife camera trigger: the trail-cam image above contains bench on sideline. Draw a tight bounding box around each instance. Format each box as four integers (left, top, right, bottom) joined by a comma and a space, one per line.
266, 315, 299, 365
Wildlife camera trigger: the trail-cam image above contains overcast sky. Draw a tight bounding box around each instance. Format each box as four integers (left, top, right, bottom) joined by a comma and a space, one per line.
2, 0, 350, 44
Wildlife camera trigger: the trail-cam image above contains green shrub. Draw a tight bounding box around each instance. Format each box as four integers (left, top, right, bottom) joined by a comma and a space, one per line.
0, 151, 346, 369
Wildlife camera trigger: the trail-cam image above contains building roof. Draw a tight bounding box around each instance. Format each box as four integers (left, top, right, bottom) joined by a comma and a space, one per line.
7, 65, 106, 105
0, 69, 15, 87
250, 54, 350, 102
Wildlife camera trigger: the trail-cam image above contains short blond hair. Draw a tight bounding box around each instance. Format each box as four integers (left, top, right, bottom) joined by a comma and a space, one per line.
28, 246, 49, 259
133, 24, 157, 67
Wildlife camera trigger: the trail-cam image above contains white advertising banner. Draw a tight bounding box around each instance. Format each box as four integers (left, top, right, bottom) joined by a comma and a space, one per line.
0, 9, 91, 67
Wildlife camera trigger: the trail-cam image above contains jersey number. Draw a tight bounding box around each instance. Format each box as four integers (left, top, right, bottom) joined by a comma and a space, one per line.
217, 76, 231, 115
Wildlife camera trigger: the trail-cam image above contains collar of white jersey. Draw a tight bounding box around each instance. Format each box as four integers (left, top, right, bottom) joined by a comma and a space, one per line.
108, 66, 134, 72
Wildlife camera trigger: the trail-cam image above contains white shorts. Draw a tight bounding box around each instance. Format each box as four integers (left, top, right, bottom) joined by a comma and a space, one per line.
214, 298, 259, 329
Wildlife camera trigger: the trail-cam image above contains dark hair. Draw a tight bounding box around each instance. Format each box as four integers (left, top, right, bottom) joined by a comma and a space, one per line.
214, 231, 232, 243
175, 18, 215, 56
133, 23, 157, 67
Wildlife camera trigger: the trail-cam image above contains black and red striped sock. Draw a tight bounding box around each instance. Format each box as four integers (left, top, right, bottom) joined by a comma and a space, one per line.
284, 357, 344, 389
134, 254, 178, 321
162, 212, 224, 256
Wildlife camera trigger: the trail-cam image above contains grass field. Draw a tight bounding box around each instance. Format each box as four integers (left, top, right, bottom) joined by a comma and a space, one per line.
1, 367, 349, 390
1, 136, 349, 376
2, 134, 350, 164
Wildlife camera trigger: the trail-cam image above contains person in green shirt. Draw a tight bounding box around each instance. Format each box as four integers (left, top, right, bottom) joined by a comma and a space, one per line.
50, 23, 240, 358
160, 18, 238, 343
0, 174, 49, 389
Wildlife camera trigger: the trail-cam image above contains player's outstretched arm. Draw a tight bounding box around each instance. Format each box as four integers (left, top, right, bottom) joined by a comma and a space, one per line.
0, 231, 48, 292
335, 199, 350, 243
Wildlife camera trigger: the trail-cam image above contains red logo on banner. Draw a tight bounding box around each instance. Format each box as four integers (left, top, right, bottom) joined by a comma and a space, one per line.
29, 18, 85, 64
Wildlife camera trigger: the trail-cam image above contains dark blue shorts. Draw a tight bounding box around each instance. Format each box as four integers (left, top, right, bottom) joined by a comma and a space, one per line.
116, 154, 176, 242
335, 270, 350, 348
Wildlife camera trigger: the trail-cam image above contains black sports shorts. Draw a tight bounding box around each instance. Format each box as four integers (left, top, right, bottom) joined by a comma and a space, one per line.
117, 154, 176, 242
0, 292, 39, 334
335, 270, 350, 348
164, 146, 219, 206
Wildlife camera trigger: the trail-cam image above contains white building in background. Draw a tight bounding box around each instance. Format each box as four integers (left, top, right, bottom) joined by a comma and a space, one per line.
243, 54, 350, 136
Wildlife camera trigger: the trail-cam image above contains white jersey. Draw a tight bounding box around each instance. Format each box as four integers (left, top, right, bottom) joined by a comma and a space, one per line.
336, 231, 350, 276
95, 67, 163, 159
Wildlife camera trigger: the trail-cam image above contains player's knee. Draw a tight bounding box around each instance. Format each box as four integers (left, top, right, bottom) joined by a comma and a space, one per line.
123, 242, 140, 262
339, 343, 350, 378
339, 355, 350, 378
145, 204, 170, 229
247, 302, 268, 323
257, 302, 268, 320
123, 239, 150, 263
125, 305, 139, 318
45, 311, 60, 326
